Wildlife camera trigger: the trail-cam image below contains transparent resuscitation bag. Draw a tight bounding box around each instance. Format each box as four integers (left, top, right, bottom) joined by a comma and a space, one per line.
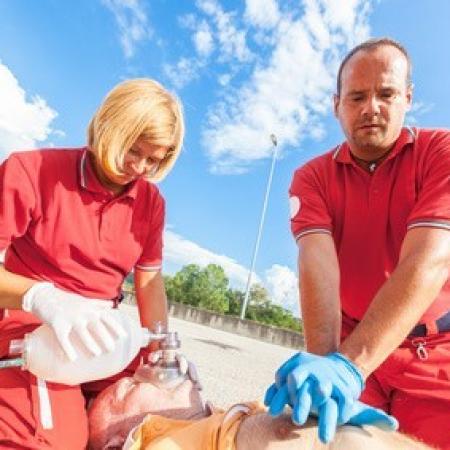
6, 309, 165, 385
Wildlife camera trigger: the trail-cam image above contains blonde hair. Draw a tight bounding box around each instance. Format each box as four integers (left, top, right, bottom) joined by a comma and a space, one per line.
88, 78, 184, 183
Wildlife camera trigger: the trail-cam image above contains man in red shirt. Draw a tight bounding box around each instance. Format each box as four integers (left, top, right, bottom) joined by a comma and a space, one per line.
265, 38, 450, 449
0, 78, 185, 449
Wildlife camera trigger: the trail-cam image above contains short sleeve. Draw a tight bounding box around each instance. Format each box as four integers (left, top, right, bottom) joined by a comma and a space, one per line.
135, 192, 165, 271
407, 131, 450, 231
0, 154, 36, 250
289, 162, 332, 241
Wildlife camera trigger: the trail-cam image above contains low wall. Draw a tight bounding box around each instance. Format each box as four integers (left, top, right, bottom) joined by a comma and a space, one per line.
168, 302, 303, 349
123, 293, 303, 348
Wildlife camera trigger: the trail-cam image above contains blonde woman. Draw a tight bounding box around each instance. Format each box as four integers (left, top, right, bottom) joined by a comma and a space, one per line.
0, 78, 184, 450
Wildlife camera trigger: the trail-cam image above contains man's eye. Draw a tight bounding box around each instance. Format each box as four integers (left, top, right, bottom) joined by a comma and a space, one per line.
380, 91, 394, 99
351, 96, 364, 102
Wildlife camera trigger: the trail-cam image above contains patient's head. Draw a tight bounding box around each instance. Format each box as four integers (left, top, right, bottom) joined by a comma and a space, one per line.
88, 374, 206, 450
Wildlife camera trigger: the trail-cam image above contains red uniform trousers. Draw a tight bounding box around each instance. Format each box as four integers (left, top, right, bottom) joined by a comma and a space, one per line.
0, 323, 150, 450
342, 314, 450, 450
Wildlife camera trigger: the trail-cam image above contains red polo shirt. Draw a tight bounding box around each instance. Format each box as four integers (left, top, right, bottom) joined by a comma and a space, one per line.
0, 147, 164, 326
290, 127, 450, 322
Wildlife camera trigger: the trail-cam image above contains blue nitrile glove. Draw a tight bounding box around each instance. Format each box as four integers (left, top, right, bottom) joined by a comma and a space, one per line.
347, 401, 398, 431
265, 352, 364, 419
265, 368, 397, 443
264, 351, 365, 442
267, 385, 397, 443
300, 396, 398, 443
264, 352, 316, 413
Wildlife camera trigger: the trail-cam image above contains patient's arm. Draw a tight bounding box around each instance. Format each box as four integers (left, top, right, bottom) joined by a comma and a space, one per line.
236, 413, 433, 450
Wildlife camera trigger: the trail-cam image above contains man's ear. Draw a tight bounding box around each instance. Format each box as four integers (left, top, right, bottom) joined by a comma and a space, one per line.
405, 83, 414, 111
333, 94, 340, 118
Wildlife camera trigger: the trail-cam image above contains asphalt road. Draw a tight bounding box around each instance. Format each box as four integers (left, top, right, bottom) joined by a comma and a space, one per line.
121, 304, 295, 408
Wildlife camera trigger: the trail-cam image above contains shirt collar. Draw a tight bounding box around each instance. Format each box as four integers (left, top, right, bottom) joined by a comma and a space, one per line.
333, 126, 416, 165
78, 148, 139, 200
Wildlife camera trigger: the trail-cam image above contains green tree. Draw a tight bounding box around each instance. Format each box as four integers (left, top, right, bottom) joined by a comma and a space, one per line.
164, 265, 301, 332
165, 264, 229, 313
244, 283, 271, 321
244, 284, 301, 332
225, 289, 244, 315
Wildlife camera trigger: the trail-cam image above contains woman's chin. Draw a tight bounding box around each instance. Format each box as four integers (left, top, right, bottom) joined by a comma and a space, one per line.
113, 174, 137, 185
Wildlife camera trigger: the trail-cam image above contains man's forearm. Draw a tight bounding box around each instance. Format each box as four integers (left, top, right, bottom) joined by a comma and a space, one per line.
301, 268, 341, 355
340, 251, 449, 377
299, 234, 341, 355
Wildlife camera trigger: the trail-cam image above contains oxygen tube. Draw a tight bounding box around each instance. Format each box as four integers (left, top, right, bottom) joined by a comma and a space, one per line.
0, 338, 25, 368
0, 357, 24, 369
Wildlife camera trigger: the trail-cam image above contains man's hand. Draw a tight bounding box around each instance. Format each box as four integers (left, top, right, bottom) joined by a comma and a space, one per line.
265, 351, 391, 443
22, 282, 127, 361
265, 354, 397, 442
265, 352, 363, 419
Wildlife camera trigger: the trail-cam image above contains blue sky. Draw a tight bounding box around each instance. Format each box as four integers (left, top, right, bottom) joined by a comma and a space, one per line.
1, 0, 449, 316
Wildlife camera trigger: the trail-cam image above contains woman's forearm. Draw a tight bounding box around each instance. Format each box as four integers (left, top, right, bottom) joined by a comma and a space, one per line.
135, 269, 168, 330
0, 265, 36, 309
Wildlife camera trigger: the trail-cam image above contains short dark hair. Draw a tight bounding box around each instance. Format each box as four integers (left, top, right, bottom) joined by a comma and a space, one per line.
336, 37, 412, 96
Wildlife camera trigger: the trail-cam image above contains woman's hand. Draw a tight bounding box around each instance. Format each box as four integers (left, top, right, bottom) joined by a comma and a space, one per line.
22, 282, 127, 361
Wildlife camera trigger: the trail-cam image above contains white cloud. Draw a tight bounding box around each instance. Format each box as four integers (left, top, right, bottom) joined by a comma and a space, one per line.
201, 0, 372, 173
218, 73, 232, 86
102, 0, 151, 58
406, 101, 434, 125
167, 0, 254, 89
193, 21, 214, 57
164, 57, 204, 89
0, 62, 57, 157
197, 0, 252, 63
164, 230, 259, 287
265, 264, 300, 316
244, 0, 280, 29
178, 13, 197, 29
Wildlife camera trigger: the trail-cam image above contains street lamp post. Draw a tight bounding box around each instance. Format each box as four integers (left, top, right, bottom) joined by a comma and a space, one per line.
240, 134, 278, 320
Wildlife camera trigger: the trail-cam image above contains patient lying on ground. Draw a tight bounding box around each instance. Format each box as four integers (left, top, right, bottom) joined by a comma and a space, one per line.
88, 361, 432, 450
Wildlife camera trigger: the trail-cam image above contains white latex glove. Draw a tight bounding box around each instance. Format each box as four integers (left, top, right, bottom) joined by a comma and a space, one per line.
148, 350, 203, 390
22, 282, 127, 362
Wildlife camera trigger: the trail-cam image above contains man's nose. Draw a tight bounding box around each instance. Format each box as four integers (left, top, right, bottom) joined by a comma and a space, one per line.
361, 95, 381, 117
